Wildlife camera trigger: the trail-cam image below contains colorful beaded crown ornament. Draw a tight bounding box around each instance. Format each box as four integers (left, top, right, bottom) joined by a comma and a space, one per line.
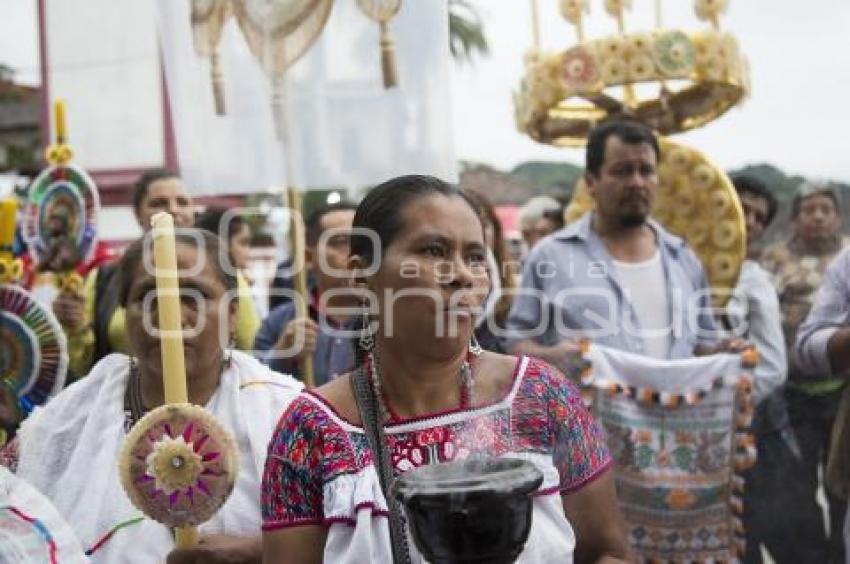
515, 0, 749, 146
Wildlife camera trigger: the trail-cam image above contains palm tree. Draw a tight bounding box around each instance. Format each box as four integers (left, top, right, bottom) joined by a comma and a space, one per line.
448, 0, 488, 63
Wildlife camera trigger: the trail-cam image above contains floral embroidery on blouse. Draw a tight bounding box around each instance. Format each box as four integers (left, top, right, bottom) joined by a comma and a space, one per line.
261, 357, 611, 529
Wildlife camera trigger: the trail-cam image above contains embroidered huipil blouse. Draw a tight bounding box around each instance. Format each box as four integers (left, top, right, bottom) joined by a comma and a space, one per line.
261, 356, 612, 563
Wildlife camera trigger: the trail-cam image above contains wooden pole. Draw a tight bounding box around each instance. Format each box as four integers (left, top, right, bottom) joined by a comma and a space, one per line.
277, 73, 315, 388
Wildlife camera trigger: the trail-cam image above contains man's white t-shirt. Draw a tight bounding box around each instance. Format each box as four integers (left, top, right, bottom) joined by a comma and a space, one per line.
613, 251, 671, 359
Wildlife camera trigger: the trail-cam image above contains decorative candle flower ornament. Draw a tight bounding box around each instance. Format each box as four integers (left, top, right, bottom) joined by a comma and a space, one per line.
117, 212, 239, 548
119, 404, 238, 527
356, 0, 403, 88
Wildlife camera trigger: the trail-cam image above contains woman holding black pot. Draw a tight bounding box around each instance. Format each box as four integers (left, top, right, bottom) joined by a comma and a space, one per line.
261, 175, 629, 563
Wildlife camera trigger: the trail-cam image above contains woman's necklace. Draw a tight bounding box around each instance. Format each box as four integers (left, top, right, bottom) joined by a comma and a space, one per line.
367, 346, 476, 424
124, 359, 146, 432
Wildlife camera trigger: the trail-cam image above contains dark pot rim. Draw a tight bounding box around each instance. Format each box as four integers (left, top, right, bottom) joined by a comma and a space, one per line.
394, 457, 544, 501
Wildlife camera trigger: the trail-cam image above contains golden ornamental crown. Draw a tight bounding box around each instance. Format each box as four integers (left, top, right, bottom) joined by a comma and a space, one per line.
515, 0, 750, 146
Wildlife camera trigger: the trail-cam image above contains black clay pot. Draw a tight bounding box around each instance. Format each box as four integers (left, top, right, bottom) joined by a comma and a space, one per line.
394, 457, 543, 564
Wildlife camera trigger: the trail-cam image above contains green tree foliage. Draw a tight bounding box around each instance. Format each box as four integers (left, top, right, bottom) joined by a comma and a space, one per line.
448, 0, 488, 63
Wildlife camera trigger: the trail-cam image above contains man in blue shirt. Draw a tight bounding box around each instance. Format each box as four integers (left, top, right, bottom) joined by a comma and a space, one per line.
506, 120, 742, 372
254, 203, 357, 385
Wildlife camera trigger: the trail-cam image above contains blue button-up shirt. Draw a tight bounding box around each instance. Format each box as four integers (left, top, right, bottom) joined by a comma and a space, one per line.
505, 212, 718, 358
253, 301, 355, 386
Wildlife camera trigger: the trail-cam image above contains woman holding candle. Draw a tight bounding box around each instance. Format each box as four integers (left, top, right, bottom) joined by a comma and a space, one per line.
52, 169, 260, 380
261, 175, 629, 563
1, 229, 301, 563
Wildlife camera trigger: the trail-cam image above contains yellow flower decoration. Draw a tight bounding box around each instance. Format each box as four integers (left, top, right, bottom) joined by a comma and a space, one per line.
691, 163, 716, 190
666, 147, 692, 172
145, 435, 204, 496
560, 0, 589, 25
628, 33, 653, 55
687, 222, 709, 245
604, 0, 631, 17
599, 36, 627, 59
561, 45, 599, 91
675, 190, 697, 215
711, 252, 736, 281
709, 190, 732, 217
712, 220, 737, 249
699, 54, 726, 81
694, 0, 728, 22
601, 57, 628, 84
628, 55, 655, 82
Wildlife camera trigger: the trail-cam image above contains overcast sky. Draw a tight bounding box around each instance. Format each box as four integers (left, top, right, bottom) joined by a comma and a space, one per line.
4, 0, 850, 182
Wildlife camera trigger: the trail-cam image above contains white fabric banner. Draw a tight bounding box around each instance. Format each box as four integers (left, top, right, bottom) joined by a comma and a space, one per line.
157, 0, 457, 195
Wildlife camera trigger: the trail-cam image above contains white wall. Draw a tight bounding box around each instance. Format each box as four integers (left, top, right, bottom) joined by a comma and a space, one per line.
45, 0, 165, 171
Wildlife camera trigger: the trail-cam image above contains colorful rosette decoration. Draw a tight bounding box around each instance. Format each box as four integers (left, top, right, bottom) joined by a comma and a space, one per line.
118, 403, 238, 528
560, 46, 598, 91
0, 285, 68, 413
652, 30, 696, 77
23, 164, 99, 272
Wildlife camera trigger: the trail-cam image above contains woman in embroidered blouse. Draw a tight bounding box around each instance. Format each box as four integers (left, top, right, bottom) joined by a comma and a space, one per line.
261, 175, 629, 563
1, 230, 301, 563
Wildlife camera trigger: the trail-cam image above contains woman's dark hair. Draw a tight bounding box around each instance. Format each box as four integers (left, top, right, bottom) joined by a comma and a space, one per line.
196, 207, 249, 242
132, 168, 181, 214
732, 175, 778, 227
350, 174, 482, 265
586, 119, 659, 177
116, 228, 238, 308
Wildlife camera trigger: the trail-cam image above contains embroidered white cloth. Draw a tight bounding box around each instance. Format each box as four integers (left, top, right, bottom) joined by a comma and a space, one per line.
15, 351, 302, 563
0, 466, 87, 563
583, 344, 752, 563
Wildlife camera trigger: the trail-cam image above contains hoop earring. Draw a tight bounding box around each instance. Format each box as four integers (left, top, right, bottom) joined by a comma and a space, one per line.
469, 333, 483, 357
359, 306, 375, 352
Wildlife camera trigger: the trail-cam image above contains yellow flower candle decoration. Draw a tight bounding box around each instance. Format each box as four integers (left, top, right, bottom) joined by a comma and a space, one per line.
118, 212, 239, 549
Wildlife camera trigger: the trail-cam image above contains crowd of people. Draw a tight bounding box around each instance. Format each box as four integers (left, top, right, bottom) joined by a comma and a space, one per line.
0, 118, 848, 563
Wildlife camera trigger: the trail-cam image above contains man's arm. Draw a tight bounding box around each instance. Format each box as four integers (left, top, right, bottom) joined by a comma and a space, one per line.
795, 249, 850, 377
253, 305, 298, 374
738, 264, 787, 402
